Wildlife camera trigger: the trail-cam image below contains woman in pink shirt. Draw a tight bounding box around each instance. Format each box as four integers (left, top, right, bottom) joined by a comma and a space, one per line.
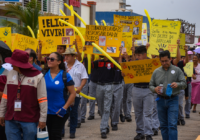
191, 55, 200, 112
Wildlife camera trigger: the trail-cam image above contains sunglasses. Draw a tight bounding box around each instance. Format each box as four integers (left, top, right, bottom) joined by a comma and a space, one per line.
47, 57, 58, 62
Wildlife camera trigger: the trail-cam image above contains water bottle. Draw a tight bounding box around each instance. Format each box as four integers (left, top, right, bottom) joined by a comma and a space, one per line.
159, 84, 163, 94
37, 127, 49, 140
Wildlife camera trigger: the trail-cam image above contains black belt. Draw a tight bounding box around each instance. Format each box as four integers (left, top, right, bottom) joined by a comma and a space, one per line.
134, 85, 149, 89
158, 95, 176, 100
97, 82, 113, 85
113, 82, 122, 85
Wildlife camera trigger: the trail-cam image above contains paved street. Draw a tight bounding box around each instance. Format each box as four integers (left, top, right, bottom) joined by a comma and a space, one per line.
63, 104, 200, 140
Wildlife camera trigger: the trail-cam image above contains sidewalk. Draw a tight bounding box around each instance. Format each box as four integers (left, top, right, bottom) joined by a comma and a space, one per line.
63, 104, 200, 140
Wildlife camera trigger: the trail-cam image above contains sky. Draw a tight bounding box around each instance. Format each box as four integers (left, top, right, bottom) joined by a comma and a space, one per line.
126, 0, 200, 36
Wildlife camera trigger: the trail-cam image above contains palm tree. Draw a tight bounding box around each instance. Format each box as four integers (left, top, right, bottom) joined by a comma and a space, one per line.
1, 0, 41, 37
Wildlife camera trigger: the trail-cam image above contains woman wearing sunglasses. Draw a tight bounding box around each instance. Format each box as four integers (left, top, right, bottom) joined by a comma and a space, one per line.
44, 52, 76, 140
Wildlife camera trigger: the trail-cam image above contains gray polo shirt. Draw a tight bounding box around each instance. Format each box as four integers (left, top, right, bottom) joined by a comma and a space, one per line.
149, 64, 187, 96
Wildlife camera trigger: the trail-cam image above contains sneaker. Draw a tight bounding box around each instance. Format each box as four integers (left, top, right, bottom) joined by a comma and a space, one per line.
81, 119, 85, 123
125, 117, 132, 122
120, 114, 125, 122
134, 133, 145, 140
112, 125, 118, 131
180, 120, 185, 125
146, 135, 153, 140
101, 132, 107, 139
70, 133, 75, 139
152, 128, 158, 136
76, 123, 81, 128
87, 116, 95, 120
177, 121, 180, 125
185, 114, 190, 118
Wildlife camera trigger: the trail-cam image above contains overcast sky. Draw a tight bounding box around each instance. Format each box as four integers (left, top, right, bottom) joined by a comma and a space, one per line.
126, 0, 200, 36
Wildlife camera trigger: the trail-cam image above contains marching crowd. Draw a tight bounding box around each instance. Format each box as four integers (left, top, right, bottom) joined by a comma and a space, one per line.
0, 38, 199, 140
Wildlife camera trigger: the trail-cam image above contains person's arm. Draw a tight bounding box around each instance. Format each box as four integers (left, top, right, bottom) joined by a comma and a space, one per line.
171, 69, 187, 90
172, 39, 181, 65
184, 45, 189, 64
75, 79, 87, 94
63, 85, 76, 109
0, 83, 7, 126
131, 38, 136, 61
37, 77, 48, 129
37, 40, 45, 62
149, 70, 157, 93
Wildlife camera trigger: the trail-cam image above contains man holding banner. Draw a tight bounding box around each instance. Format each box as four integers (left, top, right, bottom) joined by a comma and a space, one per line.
149, 50, 187, 140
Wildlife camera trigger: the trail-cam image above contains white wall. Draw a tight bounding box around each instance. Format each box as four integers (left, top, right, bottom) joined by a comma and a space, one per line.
81, 4, 90, 27
81, 0, 120, 11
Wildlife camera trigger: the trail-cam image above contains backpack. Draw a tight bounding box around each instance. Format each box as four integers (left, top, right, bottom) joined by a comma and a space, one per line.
43, 70, 69, 102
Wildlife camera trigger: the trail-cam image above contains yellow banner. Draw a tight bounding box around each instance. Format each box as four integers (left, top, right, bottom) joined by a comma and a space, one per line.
11, 33, 17, 52
75, 27, 85, 53
179, 33, 186, 56
13, 34, 38, 51
121, 58, 161, 84
183, 62, 193, 77
38, 16, 75, 54
148, 20, 181, 57
85, 25, 122, 57
114, 15, 143, 40
0, 27, 11, 50
134, 23, 148, 46
122, 32, 132, 55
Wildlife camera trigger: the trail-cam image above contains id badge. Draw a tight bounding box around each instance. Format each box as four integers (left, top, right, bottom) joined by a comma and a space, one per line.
14, 100, 22, 111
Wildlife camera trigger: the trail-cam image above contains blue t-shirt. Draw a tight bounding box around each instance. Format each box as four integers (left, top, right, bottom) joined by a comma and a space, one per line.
45, 70, 74, 115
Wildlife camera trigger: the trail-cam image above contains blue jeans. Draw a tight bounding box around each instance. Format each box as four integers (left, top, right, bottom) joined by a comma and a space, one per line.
157, 95, 179, 140
69, 97, 81, 134
5, 120, 38, 140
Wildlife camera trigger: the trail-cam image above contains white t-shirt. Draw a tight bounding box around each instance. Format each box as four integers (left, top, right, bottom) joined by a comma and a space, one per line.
65, 60, 88, 88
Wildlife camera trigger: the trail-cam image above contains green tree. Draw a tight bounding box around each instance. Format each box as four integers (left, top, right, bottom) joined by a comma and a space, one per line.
1, 0, 41, 37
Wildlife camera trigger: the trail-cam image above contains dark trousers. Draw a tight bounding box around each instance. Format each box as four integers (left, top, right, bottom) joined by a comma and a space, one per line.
47, 114, 69, 140
0, 125, 7, 140
69, 97, 81, 134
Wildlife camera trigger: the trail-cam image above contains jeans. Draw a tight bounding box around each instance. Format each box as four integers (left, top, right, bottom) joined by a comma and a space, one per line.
5, 120, 38, 140
69, 97, 81, 134
47, 114, 69, 140
157, 95, 179, 140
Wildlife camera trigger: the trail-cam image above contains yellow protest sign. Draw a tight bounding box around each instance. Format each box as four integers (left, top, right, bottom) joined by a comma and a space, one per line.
114, 15, 143, 40
75, 27, 85, 53
134, 23, 148, 46
122, 32, 132, 55
148, 20, 181, 57
179, 33, 186, 56
11, 33, 17, 52
0, 27, 11, 50
85, 25, 122, 57
183, 62, 193, 77
38, 16, 75, 54
13, 34, 38, 51
121, 58, 161, 84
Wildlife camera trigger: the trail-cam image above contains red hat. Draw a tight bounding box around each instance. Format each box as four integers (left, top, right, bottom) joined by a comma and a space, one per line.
5, 49, 33, 69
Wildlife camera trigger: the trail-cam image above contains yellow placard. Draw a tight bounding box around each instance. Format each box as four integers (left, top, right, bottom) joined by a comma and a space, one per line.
183, 62, 193, 77
121, 58, 161, 84
38, 16, 75, 54
179, 33, 186, 56
134, 23, 148, 46
13, 34, 38, 51
114, 15, 143, 40
85, 25, 122, 57
11, 33, 17, 52
148, 20, 181, 57
75, 27, 86, 53
122, 32, 132, 55
0, 27, 11, 50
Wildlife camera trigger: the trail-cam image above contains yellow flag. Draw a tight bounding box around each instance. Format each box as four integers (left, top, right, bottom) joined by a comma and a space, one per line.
183, 62, 193, 77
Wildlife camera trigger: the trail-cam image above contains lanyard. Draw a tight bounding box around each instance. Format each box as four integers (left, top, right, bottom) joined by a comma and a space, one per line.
17, 75, 25, 100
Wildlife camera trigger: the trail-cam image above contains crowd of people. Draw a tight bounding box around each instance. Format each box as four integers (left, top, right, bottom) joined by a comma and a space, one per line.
0, 38, 199, 140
